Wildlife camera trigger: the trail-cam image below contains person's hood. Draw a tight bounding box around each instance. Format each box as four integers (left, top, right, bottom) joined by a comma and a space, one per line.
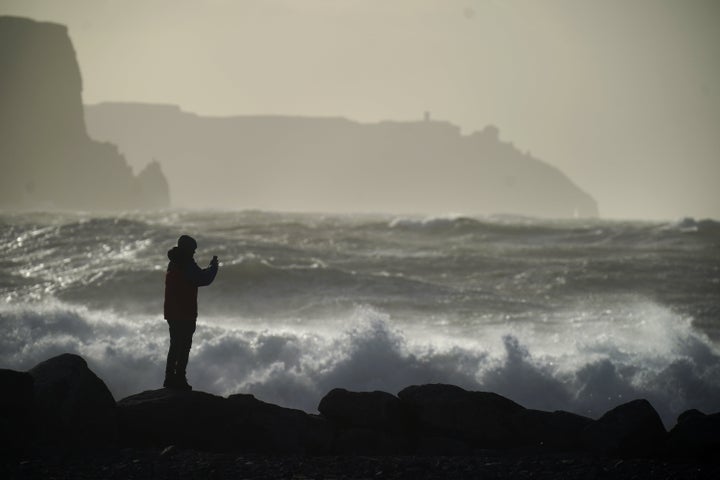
168, 246, 192, 263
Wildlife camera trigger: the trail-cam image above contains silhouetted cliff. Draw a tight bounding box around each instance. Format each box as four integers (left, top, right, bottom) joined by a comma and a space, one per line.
0, 17, 169, 211
84, 103, 598, 218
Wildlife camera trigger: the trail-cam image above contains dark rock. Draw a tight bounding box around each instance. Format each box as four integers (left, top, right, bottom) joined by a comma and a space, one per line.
665, 409, 720, 460
0, 369, 35, 450
28, 353, 117, 446
118, 389, 333, 454
318, 388, 409, 432
117, 389, 230, 451
581, 399, 666, 457
226, 393, 333, 454
317, 389, 414, 454
511, 409, 594, 451
398, 384, 526, 448
677, 408, 706, 424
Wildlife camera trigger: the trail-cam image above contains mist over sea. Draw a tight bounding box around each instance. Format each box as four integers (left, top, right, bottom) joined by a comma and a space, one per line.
2, 210, 719, 426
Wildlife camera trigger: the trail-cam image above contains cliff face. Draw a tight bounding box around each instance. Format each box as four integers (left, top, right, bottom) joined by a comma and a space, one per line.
85, 103, 598, 218
0, 16, 169, 211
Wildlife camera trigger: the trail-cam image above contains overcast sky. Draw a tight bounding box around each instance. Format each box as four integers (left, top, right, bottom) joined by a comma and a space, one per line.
2, 0, 718, 220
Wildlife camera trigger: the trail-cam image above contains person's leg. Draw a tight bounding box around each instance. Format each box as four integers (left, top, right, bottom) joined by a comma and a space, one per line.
175, 320, 197, 389
164, 320, 181, 387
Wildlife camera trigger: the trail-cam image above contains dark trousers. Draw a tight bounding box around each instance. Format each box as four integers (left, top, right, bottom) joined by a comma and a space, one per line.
165, 318, 196, 379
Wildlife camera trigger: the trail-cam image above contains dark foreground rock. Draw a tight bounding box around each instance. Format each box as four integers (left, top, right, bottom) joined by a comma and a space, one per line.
397, 384, 596, 452
580, 399, 667, 457
226, 393, 333, 454
2, 354, 719, 463
665, 409, 720, 460
118, 389, 229, 450
511, 409, 594, 451
398, 384, 526, 448
0, 369, 35, 451
28, 354, 117, 446
319, 388, 409, 432
118, 389, 333, 454
319, 388, 413, 454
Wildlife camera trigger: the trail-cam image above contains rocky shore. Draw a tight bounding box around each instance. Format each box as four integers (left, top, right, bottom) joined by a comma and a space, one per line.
2, 354, 719, 479
5, 447, 720, 479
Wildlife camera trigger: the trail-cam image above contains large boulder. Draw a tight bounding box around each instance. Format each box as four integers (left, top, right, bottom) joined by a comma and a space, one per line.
665, 409, 720, 460
398, 384, 525, 448
318, 388, 413, 454
117, 389, 231, 451
580, 399, 666, 457
226, 393, 333, 454
29, 353, 117, 445
0, 369, 35, 451
318, 388, 409, 432
510, 409, 594, 451
118, 389, 334, 454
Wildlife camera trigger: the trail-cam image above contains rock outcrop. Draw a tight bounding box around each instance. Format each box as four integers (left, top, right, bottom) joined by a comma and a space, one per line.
84, 102, 598, 218
0, 369, 35, 452
3, 354, 718, 461
0, 16, 169, 211
580, 399, 667, 457
398, 383, 526, 448
28, 353, 118, 445
318, 388, 412, 454
117, 389, 333, 454
665, 409, 720, 460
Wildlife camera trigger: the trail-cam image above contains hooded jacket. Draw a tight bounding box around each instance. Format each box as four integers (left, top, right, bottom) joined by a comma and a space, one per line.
164, 247, 218, 320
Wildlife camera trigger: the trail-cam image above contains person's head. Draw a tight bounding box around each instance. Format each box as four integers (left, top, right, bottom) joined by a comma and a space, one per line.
177, 235, 197, 256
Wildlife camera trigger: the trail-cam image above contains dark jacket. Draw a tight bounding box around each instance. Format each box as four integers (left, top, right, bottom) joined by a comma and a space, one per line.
164, 247, 218, 320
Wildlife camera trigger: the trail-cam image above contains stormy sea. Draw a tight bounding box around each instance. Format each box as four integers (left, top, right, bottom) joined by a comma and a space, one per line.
1, 210, 719, 427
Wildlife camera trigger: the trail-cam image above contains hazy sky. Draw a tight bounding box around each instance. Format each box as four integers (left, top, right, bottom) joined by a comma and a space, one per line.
2, 0, 719, 219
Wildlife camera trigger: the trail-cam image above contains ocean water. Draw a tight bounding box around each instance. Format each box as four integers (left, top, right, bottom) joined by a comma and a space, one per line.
1, 210, 719, 426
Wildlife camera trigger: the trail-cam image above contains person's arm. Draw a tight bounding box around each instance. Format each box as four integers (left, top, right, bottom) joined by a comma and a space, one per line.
184, 259, 218, 286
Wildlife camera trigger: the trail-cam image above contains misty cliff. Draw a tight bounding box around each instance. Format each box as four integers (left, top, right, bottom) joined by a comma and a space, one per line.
0, 17, 169, 211
84, 104, 597, 218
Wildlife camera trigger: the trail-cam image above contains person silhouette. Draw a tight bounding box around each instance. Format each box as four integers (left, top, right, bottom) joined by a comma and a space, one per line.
163, 235, 218, 390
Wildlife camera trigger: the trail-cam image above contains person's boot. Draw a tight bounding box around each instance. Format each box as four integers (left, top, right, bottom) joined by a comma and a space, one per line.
175, 375, 192, 391
165, 370, 192, 391
163, 372, 191, 390
163, 371, 175, 388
